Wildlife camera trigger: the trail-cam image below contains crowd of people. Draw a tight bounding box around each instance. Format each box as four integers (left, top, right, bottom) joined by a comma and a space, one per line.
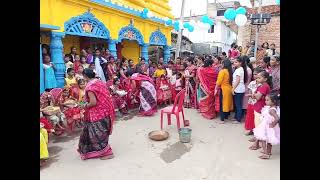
40, 41, 280, 166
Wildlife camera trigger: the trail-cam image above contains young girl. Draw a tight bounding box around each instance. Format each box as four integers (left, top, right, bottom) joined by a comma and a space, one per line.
75, 65, 84, 81
71, 79, 86, 102
73, 54, 81, 73
65, 68, 77, 88
59, 87, 81, 131
249, 71, 272, 149
43, 54, 57, 89
244, 67, 263, 135
253, 93, 280, 159
80, 55, 89, 69
156, 75, 172, 106
153, 64, 166, 78
232, 56, 248, 124
107, 56, 118, 80
260, 56, 271, 73
175, 72, 184, 97
109, 77, 128, 116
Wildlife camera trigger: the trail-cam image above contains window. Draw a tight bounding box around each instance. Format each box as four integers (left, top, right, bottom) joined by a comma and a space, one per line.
208, 25, 214, 33
217, 10, 225, 16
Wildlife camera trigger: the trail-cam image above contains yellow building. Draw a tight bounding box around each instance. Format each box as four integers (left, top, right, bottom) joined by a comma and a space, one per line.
40, 0, 173, 91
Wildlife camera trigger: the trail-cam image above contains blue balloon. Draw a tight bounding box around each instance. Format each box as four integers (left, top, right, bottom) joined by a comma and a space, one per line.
165, 19, 173, 26
208, 19, 214, 25
174, 21, 180, 31
143, 8, 149, 14
201, 15, 210, 23
188, 26, 194, 32
141, 13, 147, 19
183, 22, 190, 28
224, 8, 237, 20
236, 7, 246, 15
275, 0, 280, 5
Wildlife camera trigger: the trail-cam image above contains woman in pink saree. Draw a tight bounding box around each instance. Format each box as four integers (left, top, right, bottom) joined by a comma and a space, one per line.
131, 73, 157, 116
197, 60, 218, 119
78, 69, 115, 160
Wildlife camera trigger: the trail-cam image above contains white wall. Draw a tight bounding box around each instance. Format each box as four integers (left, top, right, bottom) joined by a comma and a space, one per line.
182, 19, 237, 53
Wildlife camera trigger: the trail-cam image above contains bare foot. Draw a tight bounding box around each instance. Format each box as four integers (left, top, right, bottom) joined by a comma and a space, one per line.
258, 154, 271, 159
260, 150, 272, 155
249, 137, 256, 142
249, 145, 261, 150
218, 120, 225, 124
100, 154, 114, 160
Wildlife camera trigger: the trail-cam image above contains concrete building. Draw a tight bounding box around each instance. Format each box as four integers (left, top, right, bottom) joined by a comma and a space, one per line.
175, 0, 238, 54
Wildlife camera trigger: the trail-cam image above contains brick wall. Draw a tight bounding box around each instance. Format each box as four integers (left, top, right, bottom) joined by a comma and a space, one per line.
238, 5, 280, 52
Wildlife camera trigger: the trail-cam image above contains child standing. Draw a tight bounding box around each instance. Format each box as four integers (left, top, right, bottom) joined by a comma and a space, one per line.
73, 54, 81, 73
153, 64, 166, 78
75, 65, 84, 81
232, 56, 248, 124
64, 54, 73, 73
80, 55, 89, 69
253, 93, 280, 159
249, 71, 272, 149
43, 54, 57, 89
156, 75, 172, 106
175, 72, 184, 96
65, 68, 77, 88
244, 67, 263, 135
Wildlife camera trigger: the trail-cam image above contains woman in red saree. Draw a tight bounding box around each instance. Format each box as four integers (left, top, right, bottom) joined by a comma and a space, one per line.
109, 78, 128, 115
131, 73, 157, 116
78, 68, 115, 160
59, 87, 82, 131
197, 59, 218, 119
184, 57, 197, 108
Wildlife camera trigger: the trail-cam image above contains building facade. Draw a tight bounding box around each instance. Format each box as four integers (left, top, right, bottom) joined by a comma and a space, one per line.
40, 0, 173, 93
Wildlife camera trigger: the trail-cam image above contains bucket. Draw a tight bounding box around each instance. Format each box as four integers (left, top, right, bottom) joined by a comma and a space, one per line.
178, 128, 192, 143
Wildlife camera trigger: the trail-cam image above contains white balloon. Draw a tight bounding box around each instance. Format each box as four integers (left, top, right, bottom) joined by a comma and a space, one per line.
146, 11, 154, 18
204, 23, 211, 30
235, 14, 247, 26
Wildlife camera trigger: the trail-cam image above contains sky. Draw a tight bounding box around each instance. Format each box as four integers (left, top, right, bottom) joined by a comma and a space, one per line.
168, 0, 234, 18
168, 0, 277, 18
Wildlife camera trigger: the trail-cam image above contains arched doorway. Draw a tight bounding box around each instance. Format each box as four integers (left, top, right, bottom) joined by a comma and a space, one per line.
148, 29, 169, 64
64, 11, 111, 56
118, 23, 144, 64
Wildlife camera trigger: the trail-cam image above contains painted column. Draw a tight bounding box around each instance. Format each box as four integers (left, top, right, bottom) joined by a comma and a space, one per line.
50, 32, 65, 88
40, 43, 45, 94
141, 44, 149, 64
108, 39, 117, 59
164, 45, 171, 64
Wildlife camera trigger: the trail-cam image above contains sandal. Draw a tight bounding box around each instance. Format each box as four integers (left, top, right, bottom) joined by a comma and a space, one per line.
245, 131, 253, 136
248, 137, 256, 142
249, 145, 261, 150
259, 154, 271, 159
